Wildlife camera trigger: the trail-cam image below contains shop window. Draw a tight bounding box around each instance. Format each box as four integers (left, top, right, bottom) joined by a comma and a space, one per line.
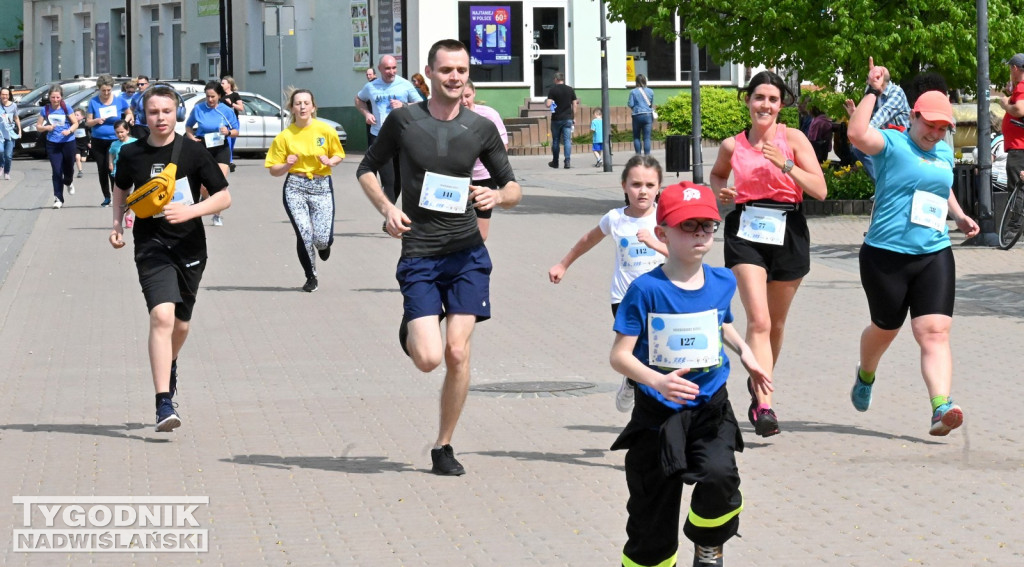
458, 2, 524, 84
626, 23, 733, 83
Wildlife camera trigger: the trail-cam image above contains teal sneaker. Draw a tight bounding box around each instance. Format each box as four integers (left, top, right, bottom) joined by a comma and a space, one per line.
850, 366, 873, 412
929, 401, 963, 436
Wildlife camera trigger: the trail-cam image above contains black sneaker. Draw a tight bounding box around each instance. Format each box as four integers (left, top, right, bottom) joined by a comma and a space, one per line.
745, 377, 758, 427
302, 276, 318, 292
430, 444, 466, 476
752, 406, 780, 437
229, 162, 236, 173
318, 245, 331, 261
564, 160, 571, 169
155, 396, 181, 433
169, 360, 178, 399
548, 160, 558, 169
693, 544, 723, 566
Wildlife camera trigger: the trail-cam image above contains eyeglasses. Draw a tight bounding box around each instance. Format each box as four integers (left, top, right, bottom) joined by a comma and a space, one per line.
138, 82, 148, 87
678, 220, 720, 234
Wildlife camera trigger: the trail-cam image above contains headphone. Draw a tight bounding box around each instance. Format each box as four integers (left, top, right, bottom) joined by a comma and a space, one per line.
143, 83, 187, 122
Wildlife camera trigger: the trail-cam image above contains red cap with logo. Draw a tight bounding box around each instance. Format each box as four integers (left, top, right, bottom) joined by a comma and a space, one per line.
656, 182, 722, 226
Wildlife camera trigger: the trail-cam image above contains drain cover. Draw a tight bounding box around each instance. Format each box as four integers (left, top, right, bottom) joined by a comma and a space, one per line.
470, 381, 596, 393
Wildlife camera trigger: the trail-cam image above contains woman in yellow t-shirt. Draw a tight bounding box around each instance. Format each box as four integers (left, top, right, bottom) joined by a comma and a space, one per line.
265, 89, 346, 292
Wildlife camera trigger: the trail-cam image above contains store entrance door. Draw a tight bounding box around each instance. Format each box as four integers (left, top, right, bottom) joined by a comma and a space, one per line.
527, 3, 567, 101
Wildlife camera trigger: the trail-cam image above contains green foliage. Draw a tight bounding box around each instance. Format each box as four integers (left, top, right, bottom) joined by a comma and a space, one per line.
658, 86, 748, 140
656, 86, 800, 140
802, 90, 850, 124
822, 161, 875, 200
605, 0, 1024, 93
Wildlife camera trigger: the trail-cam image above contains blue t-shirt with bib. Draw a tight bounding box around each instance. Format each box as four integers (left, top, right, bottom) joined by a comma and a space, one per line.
185, 102, 239, 137
613, 264, 735, 410
42, 105, 74, 144
865, 128, 954, 254
88, 96, 131, 140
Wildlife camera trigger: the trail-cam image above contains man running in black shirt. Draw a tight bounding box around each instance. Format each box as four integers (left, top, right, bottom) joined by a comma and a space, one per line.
357, 39, 521, 476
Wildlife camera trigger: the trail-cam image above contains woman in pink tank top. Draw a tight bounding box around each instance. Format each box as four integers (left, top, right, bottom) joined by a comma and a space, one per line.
709, 71, 827, 438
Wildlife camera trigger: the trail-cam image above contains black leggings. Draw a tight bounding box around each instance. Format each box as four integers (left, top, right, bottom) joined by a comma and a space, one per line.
859, 244, 955, 330
91, 138, 114, 199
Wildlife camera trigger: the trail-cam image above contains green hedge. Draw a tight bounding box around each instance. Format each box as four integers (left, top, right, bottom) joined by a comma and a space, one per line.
659, 86, 801, 140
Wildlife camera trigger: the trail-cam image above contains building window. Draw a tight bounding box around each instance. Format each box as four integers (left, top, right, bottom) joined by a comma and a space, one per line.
204, 43, 220, 79
149, 7, 160, 77
45, 16, 60, 80
295, 2, 312, 69
458, 1, 524, 84
247, 0, 265, 72
79, 13, 93, 77
625, 16, 734, 83
170, 3, 182, 79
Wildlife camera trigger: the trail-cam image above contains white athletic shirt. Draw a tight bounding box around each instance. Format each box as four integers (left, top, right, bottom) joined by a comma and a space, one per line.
598, 205, 665, 303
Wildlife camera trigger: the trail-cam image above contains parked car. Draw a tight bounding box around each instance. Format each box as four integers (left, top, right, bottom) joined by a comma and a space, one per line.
178, 91, 347, 155
16, 83, 205, 158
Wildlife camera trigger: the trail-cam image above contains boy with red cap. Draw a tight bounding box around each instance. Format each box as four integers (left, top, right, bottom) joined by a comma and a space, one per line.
610, 181, 771, 567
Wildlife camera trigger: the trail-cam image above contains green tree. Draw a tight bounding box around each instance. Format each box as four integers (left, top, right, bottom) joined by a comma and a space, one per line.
605, 0, 1024, 94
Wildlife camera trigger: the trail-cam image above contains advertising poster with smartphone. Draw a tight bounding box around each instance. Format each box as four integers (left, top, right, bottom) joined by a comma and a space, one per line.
469, 6, 512, 66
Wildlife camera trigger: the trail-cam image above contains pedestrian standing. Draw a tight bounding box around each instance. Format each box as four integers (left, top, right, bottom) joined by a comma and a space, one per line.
356, 39, 521, 476
545, 72, 578, 169
627, 74, 655, 156
110, 85, 231, 432
37, 84, 80, 209
708, 70, 826, 437
610, 182, 770, 567
265, 89, 346, 292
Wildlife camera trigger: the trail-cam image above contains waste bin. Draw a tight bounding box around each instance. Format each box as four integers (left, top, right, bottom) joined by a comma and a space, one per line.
952, 164, 977, 219
664, 135, 691, 174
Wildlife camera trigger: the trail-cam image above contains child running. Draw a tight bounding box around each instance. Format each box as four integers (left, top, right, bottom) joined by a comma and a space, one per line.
108, 120, 137, 226
548, 155, 667, 412
609, 181, 770, 567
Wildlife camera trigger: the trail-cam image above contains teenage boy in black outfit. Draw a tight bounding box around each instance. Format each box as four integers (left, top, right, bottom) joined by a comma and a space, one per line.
110, 85, 231, 432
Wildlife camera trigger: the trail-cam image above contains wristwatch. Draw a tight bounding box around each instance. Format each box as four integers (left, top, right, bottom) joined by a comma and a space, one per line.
781, 159, 795, 174
865, 85, 882, 97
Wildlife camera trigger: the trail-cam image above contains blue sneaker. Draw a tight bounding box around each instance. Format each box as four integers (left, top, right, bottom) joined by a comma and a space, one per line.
850, 366, 873, 412
929, 401, 963, 436
155, 397, 181, 432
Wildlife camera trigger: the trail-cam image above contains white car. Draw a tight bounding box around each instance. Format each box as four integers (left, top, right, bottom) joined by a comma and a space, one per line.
178, 91, 346, 155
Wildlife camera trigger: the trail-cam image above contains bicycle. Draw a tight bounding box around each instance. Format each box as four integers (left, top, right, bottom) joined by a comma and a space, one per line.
997, 178, 1024, 250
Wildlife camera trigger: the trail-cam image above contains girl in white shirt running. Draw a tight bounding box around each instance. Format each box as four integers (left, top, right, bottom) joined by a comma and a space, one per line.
548, 154, 668, 412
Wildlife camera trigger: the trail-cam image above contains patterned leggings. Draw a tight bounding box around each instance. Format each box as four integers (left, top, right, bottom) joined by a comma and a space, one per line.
283, 174, 335, 279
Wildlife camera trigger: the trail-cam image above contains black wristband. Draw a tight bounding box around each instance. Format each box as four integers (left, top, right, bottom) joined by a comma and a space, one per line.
865, 85, 882, 97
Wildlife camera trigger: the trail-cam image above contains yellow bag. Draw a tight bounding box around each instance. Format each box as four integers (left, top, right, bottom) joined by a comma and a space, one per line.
125, 136, 183, 218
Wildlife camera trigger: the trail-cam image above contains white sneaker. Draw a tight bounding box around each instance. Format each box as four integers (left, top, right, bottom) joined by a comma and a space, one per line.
3, 173, 9, 180
67, 184, 75, 195
211, 214, 223, 226
52, 198, 62, 209
615, 375, 635, 412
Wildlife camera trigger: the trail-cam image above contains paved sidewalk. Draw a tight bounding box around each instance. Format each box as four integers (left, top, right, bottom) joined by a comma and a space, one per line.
0, 149, 1022, 566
